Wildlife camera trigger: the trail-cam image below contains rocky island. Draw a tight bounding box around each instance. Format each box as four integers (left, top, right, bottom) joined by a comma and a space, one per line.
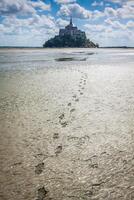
43, 18, 99, 48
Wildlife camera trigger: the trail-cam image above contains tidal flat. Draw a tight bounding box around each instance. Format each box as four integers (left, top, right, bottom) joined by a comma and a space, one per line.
0, 48, 134, 200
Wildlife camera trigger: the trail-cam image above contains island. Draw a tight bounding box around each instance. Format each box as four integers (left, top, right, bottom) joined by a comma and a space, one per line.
43, 18, 99, 48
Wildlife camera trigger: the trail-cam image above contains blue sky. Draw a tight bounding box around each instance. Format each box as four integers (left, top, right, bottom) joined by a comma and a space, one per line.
0, 0, 134, 47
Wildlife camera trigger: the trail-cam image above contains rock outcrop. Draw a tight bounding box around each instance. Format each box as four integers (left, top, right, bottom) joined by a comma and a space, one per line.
43, 18, 99, 48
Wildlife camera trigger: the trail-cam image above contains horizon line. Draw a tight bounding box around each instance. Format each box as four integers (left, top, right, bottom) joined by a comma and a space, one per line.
0, 46, 134, 49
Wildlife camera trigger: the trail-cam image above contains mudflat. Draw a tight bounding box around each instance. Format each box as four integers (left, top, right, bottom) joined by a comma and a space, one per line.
0, 48, 134, 200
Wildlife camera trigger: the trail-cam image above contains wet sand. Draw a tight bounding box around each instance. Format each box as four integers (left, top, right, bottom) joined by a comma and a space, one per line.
0, 49, 134, 200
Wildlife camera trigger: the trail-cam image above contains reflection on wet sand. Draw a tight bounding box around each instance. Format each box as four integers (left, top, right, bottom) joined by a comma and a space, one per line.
55, 57, 87, 62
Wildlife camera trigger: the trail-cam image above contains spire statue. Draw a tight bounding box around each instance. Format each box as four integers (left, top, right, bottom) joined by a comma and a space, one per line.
70, 17, 73, 26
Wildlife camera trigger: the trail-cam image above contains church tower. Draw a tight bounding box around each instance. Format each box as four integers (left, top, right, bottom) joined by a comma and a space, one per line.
70, 17, 73, 27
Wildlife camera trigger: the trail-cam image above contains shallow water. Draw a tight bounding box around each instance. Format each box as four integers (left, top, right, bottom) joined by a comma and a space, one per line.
0, 48, 134, 71
0, 48, 134, 200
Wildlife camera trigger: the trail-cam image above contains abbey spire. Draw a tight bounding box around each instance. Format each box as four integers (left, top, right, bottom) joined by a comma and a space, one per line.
70, 17, 73, 26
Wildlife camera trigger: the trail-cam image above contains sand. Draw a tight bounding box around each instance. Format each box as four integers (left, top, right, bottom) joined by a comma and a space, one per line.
0, 48, 134, 200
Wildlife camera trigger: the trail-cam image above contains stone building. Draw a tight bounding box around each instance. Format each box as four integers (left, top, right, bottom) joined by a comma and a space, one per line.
59, 18, 86, 39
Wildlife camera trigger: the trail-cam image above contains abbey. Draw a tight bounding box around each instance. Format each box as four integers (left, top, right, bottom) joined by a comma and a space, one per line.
59, 18, 86, 40
43, 18, 99, 48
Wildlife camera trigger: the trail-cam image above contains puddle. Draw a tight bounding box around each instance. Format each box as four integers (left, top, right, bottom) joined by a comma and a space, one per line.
86, 52, 95, 55
55, 57, 87, 62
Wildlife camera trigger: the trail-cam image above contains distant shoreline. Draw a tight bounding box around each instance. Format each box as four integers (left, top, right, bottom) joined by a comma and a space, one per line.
0, 46, 134, 49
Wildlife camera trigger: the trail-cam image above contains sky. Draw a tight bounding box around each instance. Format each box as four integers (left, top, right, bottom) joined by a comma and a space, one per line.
0, 0, 134, 47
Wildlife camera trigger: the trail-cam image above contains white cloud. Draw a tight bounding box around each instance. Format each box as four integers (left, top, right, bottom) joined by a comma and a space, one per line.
92, 1, 104, 7
58, 3, 92, 19
126, 20, 134, 28
106, 0, 122, 4
117, 2, 134, 19
2, 14, 56, 32
105, 18, 126, 29
105, 7, 118, 17
0, 0, 50, 16
0, 13, 63, 46
57, 0, 134, 20
84, 24, 106, 32
106, 0, 134, 5
54, 0, 76, 4
56, 18, 68, 27
84, 17, 134, 46
92, 10, 105, 19
29, 1, 51, 11
101, 2, 134, 19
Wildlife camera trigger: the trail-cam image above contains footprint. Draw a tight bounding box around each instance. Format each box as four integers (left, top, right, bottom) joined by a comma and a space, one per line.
61, 121, 68, 127
68, 102, 71, 107
75, 98, 79, 102
55, 145, 62, 155
53, 133, 59, 140
90, 155, 98, 168
80, 92, 83, 95
12, 162, 22, 166
70, 108, 76, 113
84, 190, 93, 197
72, 95, 77, 99
91, 163, 98, 168
35, 163, 44, 175
36, 187, 48, 200
59, 113, 64, 120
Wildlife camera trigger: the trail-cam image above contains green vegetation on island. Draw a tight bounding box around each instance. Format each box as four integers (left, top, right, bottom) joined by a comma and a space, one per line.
43, 35, 99, 48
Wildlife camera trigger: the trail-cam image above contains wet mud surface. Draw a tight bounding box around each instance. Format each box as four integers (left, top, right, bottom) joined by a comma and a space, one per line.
0, 49, 134, 200
55, 57, 87, 62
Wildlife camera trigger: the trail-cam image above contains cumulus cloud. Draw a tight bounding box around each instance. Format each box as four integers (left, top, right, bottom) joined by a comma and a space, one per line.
104, 2, 134, 19
0, 0, 50, 16
57, 0, 134, 20
54, 0, 76, 4
84, 24, 106, 32
56, 18, 68, 27
105, 18, 126, 29
0, 13, 69, 46
106, 0, 122, 4
126, 20, 134, 28
92, 10, 105, 19
29, 1, 51, 10
2, 14, 56, 33
117, 2, 134, 19
84, 17, 134, 46
57, 3, 92, 19
92, 1, 104, 7
106, 0, 134, 5
105, 7, 118, 17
